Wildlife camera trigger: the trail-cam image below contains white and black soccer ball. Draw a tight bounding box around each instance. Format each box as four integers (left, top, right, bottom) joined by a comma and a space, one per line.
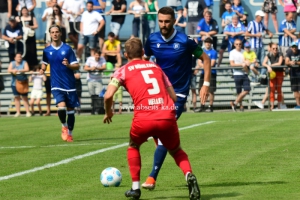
100, 167, 122, 187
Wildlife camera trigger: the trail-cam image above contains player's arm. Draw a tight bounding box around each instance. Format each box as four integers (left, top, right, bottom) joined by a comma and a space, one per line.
103, 78, 120, 124
63, 59, 79, 70
162, 71, 177, 102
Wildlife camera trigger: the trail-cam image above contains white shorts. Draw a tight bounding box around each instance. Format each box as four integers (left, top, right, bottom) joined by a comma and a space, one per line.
30, 89, 43, 99
110, 22, 121, 36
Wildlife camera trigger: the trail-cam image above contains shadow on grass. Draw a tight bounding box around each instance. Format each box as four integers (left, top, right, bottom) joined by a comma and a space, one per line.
145, 192, 241, 200
202, 181, 287, 188
75, 137, 128, 142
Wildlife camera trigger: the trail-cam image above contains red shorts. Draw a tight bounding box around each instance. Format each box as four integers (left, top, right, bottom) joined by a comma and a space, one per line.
130, 119, 180, 151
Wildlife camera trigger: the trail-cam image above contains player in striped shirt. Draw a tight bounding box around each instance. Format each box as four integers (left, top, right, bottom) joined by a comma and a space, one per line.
279, 12, 297, 57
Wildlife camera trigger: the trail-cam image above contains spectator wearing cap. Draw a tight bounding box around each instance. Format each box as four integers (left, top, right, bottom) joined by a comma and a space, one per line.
174, 6, 186, 33
0, 0, 12, 38
101, 32, 122, 68
197, 10, 218, 49
1, 16, 23, 62
229, 38, 250, 112
243, 41, 264, 85
279, 12, 297, 57
105, 0, 127, 39
285, 41, 300, 109
245, 10, 273, 76
77, 1, 105, 60
197, 37, 217, 112
184, 0, 208, 35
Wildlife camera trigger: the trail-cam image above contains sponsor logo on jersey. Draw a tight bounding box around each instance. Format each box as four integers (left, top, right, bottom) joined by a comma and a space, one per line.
157, 43, 160, 48
50, 52, 52, 55
61, 51, 66, 55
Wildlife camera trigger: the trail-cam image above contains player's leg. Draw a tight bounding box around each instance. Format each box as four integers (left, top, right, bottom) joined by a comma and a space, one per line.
65, 91, 80, 142
157, 120, 200, 200
143, 96, 187, 189
44, 76, 51, 116
125, 120, 153, 199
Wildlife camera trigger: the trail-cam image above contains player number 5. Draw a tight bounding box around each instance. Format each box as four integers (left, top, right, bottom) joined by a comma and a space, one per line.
141, 70, 160, 95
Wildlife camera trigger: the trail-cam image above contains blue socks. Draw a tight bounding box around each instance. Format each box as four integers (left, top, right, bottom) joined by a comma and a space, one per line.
149, 145, 168, 180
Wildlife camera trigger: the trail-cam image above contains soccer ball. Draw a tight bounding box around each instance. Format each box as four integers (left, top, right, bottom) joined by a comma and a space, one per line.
100, 167, 122, 187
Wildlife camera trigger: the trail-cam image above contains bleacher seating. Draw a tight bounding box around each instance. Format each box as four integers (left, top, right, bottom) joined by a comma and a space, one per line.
0, 35, 296, 115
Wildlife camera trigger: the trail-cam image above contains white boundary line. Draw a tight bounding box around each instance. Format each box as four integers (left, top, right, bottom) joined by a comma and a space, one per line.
0, 143, 119, 149
0, 121, 216, 182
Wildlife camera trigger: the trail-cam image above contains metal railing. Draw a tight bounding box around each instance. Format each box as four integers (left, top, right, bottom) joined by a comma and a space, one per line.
0, 39, 26, 58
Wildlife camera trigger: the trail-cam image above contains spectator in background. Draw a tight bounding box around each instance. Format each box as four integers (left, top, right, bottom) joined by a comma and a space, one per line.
174, 6, 186, 33
77, 1, 105, 60
184, 0, 208, 35
285, 41, 300, 109
262, 0, 279, 33
223, 14, 246, 51
279, 0, 299, 21
261, 43, 284, 110
128, 0, 149, 43
62, 0, 85, 50
0, 0, 12, 38
42, 0, 56, 45
197, 10, 218, 49
167, 0, 182, 11
29, 65, 46, 116
84, 49, 106, 113
2, 16, 23, 62
245, 10, 273, 76
279, 12, 297, 57
145, 0, 159, 35
217, 2, 235, 67
52, 4, 70, 43
229, 38, 250, 112
102, 32, 122, 67
198, 37, 217, 112
11, 0, 18, 16
106, 0, 127, 39
231, 0, 246, 21
219, 0, 231, 18
16, 6, 38, 70
46, 0, 64, 8
112, 64, 123, 114
16, 0, 36, 15
7, 52, 31, 117
74, 70, 82, 114
92, 0, 106, 49
190, 55, 200, 112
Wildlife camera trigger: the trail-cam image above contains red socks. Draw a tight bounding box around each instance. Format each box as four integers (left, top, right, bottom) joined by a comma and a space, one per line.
127, 147, 141, 182
172, 149, 192, 175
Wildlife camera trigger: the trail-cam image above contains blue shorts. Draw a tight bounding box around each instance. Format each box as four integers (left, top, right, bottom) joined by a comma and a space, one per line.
51, 90, 80, 108
234, 74, 251, 94
175, 96, 187, 120
78, 34, 97, 49
11, 85, 28, 97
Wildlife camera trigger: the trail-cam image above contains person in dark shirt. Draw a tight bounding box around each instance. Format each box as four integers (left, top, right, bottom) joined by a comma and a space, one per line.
106, 0, 127, 39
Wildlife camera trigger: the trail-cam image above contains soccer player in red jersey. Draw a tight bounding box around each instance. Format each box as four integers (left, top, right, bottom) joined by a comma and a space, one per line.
103, 38, 201, 200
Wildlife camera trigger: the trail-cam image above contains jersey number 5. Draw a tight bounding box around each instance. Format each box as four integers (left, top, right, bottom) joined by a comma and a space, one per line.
141, 70, 160, 95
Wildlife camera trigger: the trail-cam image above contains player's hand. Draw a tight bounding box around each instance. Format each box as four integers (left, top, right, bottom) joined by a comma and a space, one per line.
199, 85, 209, 105
103, 110, 114, 124
62, 58, 69, 67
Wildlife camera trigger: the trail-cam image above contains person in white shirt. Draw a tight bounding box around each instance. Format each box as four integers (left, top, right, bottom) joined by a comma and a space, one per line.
62, 0, 85, 50
16, 0, 36, 13
29, 65, 46, 116
229, 38, 251, 112
42, 0, 56, 44
46, 0, 64, 8
84, 49, 106, 114
77, 1, 105, 59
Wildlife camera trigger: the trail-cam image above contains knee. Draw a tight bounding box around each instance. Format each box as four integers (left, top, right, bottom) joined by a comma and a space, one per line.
168, 145, 181, 157
129, 138, 140, 149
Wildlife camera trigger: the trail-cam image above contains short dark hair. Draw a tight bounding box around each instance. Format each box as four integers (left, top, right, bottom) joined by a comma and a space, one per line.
158, 7, 175, 19
94, 49, 102, 55
108, 32, 115, 38
48, 24, 62, 33
87, 1, 94, 6
15, 52, 23, 56
204, 11, 212, 16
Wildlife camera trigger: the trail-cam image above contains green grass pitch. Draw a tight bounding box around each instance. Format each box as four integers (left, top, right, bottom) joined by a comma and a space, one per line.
0, 111, 299, 200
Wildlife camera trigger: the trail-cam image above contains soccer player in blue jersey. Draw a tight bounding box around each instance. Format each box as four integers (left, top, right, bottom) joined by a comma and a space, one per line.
40, 24, 80, 142
141, 7, 211, 195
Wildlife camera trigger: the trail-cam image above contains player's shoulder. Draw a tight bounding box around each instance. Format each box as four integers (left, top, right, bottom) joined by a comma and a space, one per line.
148, 31, 161, 41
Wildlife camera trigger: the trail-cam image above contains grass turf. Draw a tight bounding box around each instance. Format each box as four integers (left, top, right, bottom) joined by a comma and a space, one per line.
0, 111, 299, 200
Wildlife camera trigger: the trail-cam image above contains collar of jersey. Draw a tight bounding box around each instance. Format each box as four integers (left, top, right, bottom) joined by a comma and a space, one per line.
161, 29, 177, 42
231, 22, 242, 28
51, 42, 64, 50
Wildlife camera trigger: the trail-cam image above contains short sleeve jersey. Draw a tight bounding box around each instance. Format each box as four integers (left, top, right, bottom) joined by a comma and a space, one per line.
104, 39, 121, 51
144, 30, 201, 96
185, 0, 207, 22
111, 0, 127, 25
112, 60, 176, 120
203, 48, 217, 74
243, 51, 257, 63
196, 18, 219, 38
279, 19, 296, 47
42, 43, 78, 91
